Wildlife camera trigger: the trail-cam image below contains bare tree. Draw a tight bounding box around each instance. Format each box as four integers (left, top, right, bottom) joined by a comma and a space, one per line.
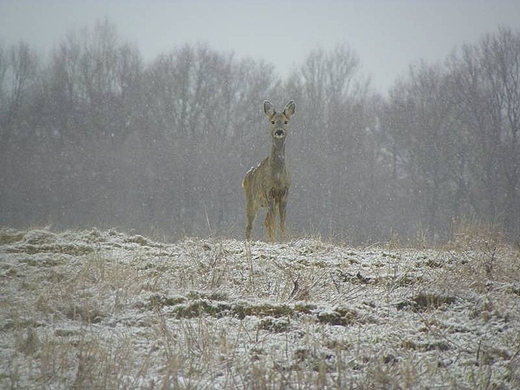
448, 27, 520, 237
142, 44, 280, 236
286, 44, 381, 240
384, 62, 460, 240
0, 41, 38, 151
0, 41, 39, 226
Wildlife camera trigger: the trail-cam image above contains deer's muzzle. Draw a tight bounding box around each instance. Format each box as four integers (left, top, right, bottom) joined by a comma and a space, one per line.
274, 129, 285, 138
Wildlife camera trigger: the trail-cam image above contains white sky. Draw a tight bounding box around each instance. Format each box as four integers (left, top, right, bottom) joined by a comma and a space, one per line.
1, 0, 519, 93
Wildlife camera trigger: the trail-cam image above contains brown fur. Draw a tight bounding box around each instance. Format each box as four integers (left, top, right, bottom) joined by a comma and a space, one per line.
242, 100, 295, 241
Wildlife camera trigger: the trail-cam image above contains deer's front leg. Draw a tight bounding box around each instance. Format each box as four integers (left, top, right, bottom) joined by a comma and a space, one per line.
279, 194, 288, 241
264, 199, 276, 242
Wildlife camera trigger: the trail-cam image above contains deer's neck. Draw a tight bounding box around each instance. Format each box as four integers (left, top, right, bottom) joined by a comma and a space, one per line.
270, 139, 286, 170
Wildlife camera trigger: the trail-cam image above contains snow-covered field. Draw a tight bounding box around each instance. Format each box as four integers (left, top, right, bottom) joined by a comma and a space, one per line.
1, 228, 519, 389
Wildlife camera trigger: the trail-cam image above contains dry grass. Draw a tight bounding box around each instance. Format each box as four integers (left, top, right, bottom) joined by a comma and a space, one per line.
1, 226, 519, 389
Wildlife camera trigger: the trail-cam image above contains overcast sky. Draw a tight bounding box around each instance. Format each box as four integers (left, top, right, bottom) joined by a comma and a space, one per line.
1, 0, 520, 92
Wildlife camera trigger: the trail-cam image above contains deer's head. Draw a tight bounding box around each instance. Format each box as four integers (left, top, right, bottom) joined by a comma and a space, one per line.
264, 100, 296, 142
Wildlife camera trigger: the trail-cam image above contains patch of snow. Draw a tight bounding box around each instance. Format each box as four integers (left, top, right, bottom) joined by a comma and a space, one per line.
1, 228, 519, 388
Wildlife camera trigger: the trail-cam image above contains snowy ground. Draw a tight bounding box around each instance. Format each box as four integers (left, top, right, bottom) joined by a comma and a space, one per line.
1, 228, 519, 389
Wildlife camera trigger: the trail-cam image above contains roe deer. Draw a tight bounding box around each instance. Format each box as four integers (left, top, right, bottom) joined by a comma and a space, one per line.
242, 100, 296, 241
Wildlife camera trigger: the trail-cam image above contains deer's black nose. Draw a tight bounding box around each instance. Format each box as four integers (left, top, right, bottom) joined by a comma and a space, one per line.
274, 130, 285, 137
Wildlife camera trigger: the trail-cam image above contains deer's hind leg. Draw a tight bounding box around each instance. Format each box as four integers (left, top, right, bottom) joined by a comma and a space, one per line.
245, 203, 259, 240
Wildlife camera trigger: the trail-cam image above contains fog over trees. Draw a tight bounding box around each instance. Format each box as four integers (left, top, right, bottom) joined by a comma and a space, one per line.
1, 21, 519, 243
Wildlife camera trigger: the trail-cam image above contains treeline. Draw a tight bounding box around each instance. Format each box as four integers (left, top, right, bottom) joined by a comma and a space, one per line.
1, 20, 519, 243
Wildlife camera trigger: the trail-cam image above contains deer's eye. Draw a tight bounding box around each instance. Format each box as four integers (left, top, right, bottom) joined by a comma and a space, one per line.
284, 121, 288, 124
271, 121, 275, 124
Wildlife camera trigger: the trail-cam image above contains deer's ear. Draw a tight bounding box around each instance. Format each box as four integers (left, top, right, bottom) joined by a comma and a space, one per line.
264, 100, 276, 118
283, 100, 295, 119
